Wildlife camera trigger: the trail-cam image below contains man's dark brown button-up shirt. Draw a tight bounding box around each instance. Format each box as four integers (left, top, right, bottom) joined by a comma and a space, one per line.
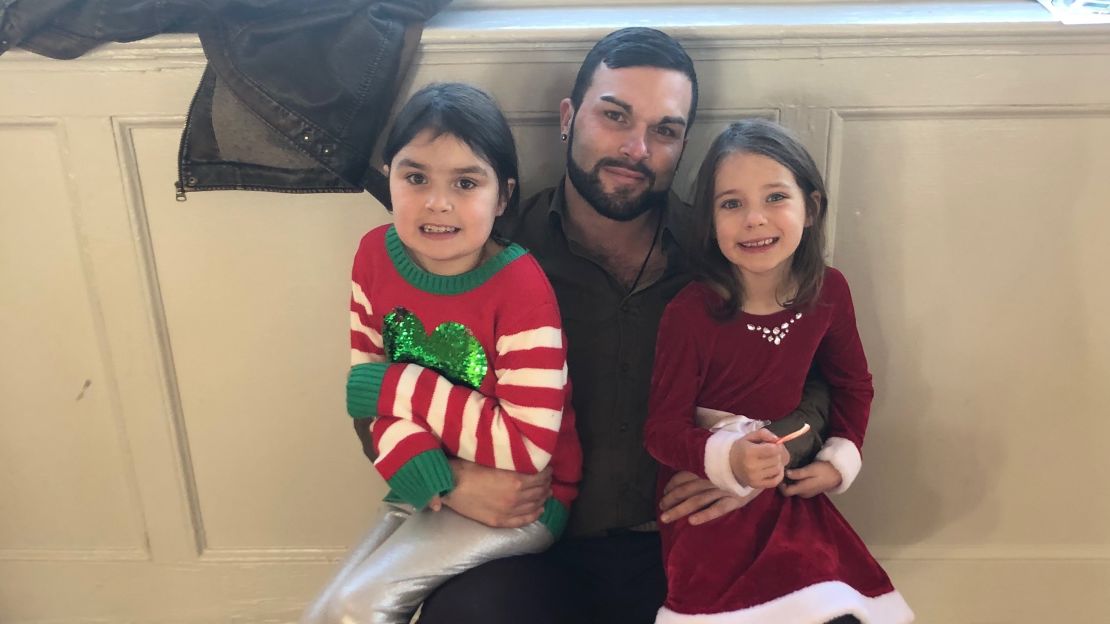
499, 183, 693, 537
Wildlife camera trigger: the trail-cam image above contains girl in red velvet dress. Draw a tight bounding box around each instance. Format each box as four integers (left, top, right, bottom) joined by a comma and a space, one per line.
644, 120, 913, 623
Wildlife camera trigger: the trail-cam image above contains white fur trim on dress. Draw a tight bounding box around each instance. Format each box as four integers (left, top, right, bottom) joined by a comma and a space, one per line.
704, 428, 755, 498
655, 582, 914, 624
816, 437, 862, 495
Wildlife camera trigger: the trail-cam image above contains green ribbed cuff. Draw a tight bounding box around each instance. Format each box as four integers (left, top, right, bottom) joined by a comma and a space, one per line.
538, 498, 569, 538
347, 362, 390, 419
386, 449, 455, 510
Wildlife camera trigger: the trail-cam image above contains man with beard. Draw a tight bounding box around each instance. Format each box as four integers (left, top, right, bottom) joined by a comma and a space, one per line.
415, 28, 830, 624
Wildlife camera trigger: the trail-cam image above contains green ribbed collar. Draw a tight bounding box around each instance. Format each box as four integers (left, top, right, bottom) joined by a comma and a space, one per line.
385, 225, 526, 295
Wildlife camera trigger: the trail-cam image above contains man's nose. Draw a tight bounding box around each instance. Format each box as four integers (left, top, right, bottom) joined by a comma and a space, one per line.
620, 129, 650, 162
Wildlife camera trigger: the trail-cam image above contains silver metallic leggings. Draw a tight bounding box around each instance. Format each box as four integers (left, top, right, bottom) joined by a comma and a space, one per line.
300, 502, 554, 624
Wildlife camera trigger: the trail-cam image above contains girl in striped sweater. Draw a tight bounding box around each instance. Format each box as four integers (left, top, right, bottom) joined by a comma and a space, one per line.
301, 83, 581, 624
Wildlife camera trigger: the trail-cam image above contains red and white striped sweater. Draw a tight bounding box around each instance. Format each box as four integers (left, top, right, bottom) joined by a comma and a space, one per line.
346, 225, 581, 534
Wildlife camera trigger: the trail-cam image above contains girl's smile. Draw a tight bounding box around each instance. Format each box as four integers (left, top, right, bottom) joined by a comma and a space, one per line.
737, 236, 780, 251
418, 224, 462, 236
713, 151, 811, 285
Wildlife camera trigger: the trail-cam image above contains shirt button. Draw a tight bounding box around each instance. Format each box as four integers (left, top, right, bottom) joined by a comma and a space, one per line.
619, 422, 629, 432
619, 301, 630, 313
620, 362, 630, 373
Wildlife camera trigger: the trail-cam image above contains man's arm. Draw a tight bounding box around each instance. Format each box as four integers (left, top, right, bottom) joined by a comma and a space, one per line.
764, 367, 831, 470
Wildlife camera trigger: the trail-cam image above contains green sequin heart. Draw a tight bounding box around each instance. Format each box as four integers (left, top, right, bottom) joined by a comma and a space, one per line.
382, 307, 488, 390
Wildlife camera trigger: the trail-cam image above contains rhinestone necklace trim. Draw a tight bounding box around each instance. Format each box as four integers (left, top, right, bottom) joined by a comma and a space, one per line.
746, 312, 803, 346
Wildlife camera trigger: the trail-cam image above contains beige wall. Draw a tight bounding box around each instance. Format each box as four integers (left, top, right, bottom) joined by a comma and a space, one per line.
2, 6, 1110, 622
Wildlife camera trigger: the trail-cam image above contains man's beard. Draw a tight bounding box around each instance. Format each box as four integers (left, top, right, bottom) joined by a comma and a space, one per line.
565, 126, 668, 222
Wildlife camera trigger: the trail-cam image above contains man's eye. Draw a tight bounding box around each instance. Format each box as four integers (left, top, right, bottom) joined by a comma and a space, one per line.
404, 173, 426, 185
604, 110, 625, 123
656, 126, 677, 138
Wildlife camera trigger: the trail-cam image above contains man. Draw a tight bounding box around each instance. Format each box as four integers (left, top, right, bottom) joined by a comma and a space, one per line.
416, 27, 829, 623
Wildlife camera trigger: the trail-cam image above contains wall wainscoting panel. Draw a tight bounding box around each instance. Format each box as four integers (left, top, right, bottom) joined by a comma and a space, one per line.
0, 119, 149, 563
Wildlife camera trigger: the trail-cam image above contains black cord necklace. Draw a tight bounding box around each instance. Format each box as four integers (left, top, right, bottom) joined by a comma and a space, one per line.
627, 212, 664, 294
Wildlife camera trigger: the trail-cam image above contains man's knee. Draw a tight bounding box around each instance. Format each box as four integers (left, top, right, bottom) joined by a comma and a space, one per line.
418, 553, 585, 624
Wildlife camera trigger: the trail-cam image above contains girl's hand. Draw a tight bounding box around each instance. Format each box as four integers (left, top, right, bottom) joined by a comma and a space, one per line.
729, 429, 790, 489
779, 461, 842, 498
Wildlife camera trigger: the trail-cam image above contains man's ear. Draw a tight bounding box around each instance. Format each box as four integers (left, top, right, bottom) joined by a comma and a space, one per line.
559, 98, 575, 137
498, 179, 517, 216
382, 164, 390, 176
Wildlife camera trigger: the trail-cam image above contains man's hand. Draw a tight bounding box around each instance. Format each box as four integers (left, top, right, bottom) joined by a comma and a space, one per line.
729, 429, 790, 489
659, 471, 760, 526
778, 461, 842, 498
441, 459, 552, 528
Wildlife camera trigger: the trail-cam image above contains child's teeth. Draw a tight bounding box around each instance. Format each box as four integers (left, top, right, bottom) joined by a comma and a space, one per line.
422, 225, 457, 233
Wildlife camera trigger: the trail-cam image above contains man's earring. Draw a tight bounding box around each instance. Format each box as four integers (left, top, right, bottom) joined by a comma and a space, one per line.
560, 132, 568, 142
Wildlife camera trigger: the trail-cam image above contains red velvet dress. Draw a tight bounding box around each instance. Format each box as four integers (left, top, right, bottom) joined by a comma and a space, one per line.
644, 268, 913, 623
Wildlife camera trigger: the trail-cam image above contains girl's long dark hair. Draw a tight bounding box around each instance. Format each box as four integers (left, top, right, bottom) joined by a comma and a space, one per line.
687, 119, 829, 318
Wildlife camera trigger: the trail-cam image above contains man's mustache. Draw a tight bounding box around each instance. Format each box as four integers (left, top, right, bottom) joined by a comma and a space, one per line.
593, 157, 656, 186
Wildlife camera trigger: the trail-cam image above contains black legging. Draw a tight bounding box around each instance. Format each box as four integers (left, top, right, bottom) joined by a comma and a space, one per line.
418, 531, 666, 624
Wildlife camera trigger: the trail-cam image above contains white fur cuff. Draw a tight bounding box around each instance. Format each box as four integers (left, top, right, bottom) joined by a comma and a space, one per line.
704, 428, 756, 498
815, 437, 862, 494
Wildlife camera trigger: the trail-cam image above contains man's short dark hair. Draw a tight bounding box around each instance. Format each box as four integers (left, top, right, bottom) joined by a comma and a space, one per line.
570, 27, 699, 129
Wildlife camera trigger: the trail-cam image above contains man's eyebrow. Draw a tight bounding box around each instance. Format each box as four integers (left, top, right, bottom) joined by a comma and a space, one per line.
600, 95, 633, 113
600, 95, 686, 127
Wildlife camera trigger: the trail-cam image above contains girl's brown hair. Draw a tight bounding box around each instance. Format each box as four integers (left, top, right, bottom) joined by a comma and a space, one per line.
686, 119, 829, 318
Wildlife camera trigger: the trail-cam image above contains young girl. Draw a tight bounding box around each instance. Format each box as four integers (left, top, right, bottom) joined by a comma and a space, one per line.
301, 82, 581, 624
644, 120, 914, 623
